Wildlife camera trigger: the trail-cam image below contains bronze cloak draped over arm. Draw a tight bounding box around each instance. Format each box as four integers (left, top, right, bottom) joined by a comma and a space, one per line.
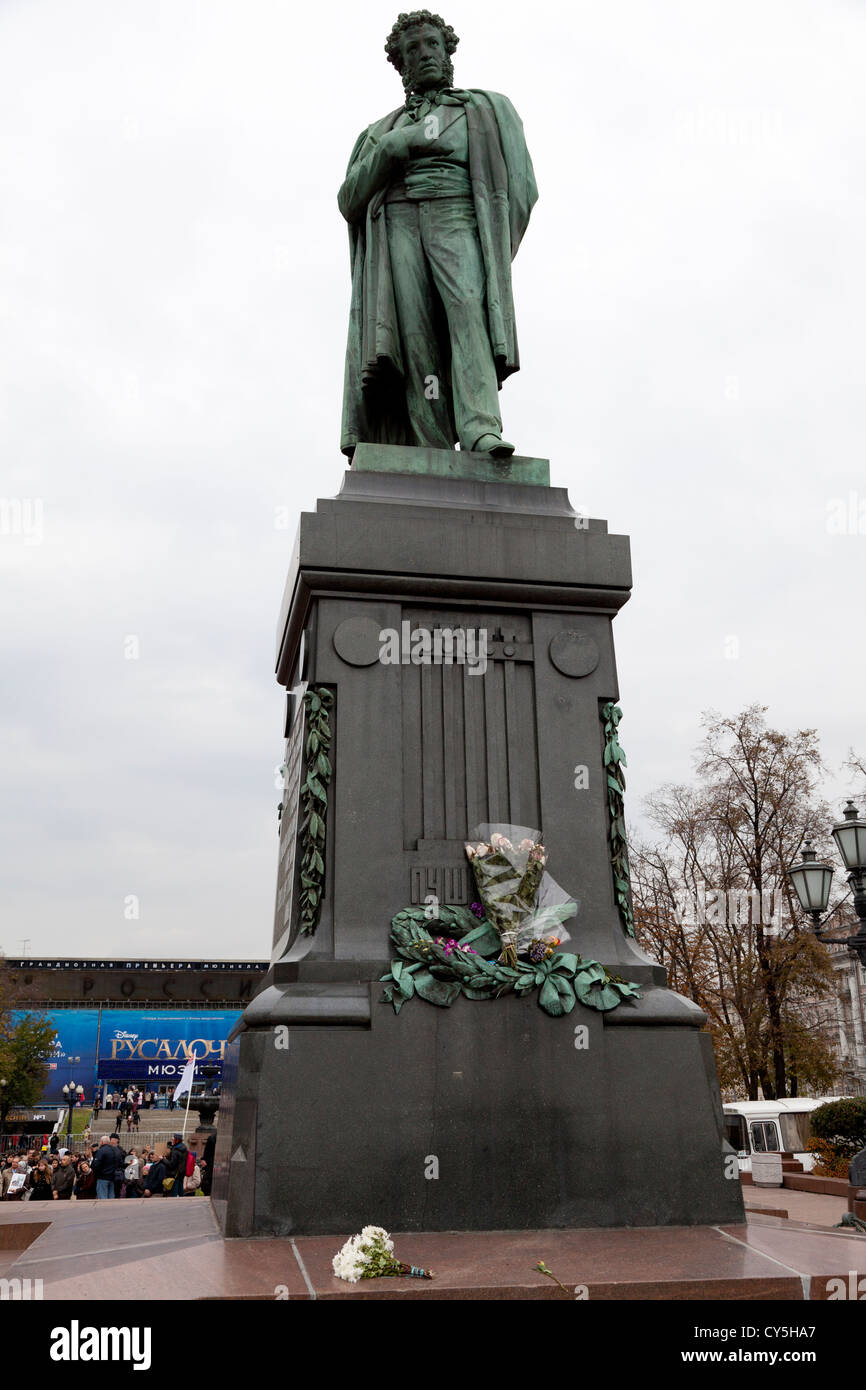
338, 126, 406, 225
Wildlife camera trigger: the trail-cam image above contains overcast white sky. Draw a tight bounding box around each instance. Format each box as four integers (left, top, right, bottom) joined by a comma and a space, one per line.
1, 0, 864, 960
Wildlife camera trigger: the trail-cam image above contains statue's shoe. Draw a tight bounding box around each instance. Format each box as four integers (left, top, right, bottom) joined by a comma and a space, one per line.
472, 434, 516, 458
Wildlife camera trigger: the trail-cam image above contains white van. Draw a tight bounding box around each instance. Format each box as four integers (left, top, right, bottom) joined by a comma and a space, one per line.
722, 1097, 850, 1173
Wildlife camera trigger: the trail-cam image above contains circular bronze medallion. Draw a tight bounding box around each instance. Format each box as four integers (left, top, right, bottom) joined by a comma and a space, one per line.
548, 630, 600, 678
332, 616, 384, 666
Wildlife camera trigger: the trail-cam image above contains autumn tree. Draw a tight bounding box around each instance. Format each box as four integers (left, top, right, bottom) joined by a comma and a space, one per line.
0, 960, 57, 1132
844, 750, 866, 814
632, 704, 843, 1101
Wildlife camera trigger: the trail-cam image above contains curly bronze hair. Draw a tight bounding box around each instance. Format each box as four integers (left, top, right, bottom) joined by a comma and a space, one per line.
385, 11, 459, 92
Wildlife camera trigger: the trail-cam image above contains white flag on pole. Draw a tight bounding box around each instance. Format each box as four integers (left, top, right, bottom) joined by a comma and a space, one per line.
173, 1055, 196, 1101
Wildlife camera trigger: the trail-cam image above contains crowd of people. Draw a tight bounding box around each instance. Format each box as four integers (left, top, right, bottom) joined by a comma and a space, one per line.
92, 1086, 184, 1123
0, 1131, 216, 1201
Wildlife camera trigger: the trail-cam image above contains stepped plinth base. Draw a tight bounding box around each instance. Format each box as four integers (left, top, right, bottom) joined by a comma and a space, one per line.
3, 1201, 866, 1302
351, 441, 550, 486
213, 991, 742, 1237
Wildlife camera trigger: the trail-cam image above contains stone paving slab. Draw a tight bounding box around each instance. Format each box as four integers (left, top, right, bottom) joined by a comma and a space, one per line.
718, 1218, 866, 1299
745, 1188, 847, 1227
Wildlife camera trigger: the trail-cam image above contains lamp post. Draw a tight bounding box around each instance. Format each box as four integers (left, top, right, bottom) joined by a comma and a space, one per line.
787, 802, 866, 967
189, 1063, 221, 1133
62, 1083, 73, 1138
0, 1078, 7, 1150
62, 1083, 84, 1139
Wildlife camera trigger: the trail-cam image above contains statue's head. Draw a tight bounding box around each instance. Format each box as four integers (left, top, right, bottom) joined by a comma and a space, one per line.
385, 11, 459, 97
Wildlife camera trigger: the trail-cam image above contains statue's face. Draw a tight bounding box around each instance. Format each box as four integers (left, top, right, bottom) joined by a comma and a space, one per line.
400, 23, 448, 92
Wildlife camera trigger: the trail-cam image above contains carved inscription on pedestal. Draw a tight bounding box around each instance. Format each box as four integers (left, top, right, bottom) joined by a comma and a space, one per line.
410, 865, 469, 906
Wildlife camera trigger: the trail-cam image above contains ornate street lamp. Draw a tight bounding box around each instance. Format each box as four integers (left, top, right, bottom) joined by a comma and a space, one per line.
832, 801, 866, 880
788, 803, 866, 967
787, 839, 834, 921
62, 1082, 73, 1138
62, 1082, 84, 1139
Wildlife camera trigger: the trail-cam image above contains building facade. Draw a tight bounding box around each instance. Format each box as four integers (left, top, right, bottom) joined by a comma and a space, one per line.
2, 957, 267, 1112
827, 945, 866, 1096
4, 957, 266, 1007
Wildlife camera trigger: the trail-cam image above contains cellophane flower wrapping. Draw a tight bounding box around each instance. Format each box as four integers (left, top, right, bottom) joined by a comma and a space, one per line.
465, 824, 577, 966
464, 822, 578, 967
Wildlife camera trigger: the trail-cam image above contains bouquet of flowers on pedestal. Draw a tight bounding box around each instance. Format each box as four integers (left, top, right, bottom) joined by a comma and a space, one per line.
465, 825, 577, 967
332, 1226, 434, 1283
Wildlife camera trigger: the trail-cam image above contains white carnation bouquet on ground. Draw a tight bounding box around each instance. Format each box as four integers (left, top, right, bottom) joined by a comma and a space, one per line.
332, 1225, 434, 1282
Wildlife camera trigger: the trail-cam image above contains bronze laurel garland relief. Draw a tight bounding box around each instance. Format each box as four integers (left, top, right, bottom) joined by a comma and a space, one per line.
299, 687, 334, 937
601, 701, 635, 938
380, 907, 640, 1016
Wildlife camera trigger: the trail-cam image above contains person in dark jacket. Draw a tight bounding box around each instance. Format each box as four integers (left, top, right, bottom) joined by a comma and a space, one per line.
109, 1134, 127, 1195
142, 1152, 169, 1197
92, 1136, 120, 1199
201, 1133, 216, 1196
29, 1161, 54, 1201
164, 1134, 188, 1196
52, 1154, 76, 1200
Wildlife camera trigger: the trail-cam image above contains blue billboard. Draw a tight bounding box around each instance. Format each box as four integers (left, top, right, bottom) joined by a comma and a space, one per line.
95, 1011, 241, 1088
12, 1010, 101, 1106
12, 1009, 242, 1105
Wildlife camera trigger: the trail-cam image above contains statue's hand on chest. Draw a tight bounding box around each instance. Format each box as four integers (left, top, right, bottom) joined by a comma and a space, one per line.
392, 108, 465, 161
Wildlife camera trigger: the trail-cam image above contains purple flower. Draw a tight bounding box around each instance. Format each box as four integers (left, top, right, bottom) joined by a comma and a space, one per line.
470, 902, 484, 919
434, 936, 478, 958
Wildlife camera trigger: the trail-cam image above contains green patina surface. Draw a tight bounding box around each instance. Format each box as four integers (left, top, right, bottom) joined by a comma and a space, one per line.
352, 442, 550, 487
339, 15, 538, 465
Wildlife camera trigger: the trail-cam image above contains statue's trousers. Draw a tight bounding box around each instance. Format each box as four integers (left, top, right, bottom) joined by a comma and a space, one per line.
384, 195, 503, 452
